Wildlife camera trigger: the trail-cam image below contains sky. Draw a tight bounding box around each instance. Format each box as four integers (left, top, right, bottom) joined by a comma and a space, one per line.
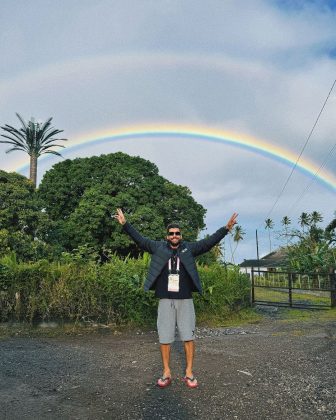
0, 0, 336, 263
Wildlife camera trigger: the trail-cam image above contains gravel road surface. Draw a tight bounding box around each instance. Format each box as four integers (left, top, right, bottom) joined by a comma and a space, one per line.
0, 316, 335, 420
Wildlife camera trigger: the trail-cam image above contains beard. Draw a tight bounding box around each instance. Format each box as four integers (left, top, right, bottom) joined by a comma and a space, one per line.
168, 238, 181, 247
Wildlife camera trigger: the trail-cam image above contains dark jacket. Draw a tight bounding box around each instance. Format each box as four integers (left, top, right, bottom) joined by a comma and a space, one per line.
123, 222, 229, 294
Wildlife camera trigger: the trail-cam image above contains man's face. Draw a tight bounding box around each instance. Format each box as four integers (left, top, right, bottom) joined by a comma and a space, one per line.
167, 228, 182, 247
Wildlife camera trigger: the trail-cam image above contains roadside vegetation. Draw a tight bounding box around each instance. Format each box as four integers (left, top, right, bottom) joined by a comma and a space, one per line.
266, 211, 336, 273
0, 117, 335, 332
0, 150, 252, 328
0, 252, 250, 326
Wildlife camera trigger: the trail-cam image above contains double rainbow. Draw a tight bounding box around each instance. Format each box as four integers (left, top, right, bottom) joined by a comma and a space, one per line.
15, 124, 336, 192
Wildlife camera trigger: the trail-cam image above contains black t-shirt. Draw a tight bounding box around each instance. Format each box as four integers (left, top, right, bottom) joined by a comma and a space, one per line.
154, 249, 194, 299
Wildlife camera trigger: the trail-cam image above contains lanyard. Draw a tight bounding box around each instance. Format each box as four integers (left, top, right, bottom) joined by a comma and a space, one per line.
168, 257, 180, 273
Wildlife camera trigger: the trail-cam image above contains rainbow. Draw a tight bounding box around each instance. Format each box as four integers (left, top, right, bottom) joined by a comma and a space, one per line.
15, 124, 336, 192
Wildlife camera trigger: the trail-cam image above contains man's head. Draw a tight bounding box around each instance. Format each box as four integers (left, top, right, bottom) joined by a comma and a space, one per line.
166, 223, 182, 248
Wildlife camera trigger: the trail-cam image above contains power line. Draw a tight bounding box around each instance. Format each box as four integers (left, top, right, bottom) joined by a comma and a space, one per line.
288, 141, 336, 215
264, 78, 336, 222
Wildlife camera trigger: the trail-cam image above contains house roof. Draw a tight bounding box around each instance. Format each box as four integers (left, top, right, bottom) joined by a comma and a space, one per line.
239, 248, 287, 268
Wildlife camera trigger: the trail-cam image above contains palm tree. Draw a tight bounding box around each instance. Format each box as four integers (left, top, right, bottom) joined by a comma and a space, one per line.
0, 113, 67, 187
299, 212, 310, 234
265, 218, 274, 253
231, 225, 245, 263
310, 211, 323, 227
281, 216, 291, 246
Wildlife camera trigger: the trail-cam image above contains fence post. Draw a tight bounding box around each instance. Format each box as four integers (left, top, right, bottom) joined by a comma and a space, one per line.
288, 272, 293, 307
251, 269, 255, 306
330, 270, 336, 308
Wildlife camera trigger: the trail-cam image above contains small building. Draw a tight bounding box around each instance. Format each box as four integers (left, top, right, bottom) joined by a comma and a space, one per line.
239, 249, 287, 275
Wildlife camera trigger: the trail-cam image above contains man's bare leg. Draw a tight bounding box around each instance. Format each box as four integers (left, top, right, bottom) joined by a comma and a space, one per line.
160, 344, 171, 378
184, 340, 195, 378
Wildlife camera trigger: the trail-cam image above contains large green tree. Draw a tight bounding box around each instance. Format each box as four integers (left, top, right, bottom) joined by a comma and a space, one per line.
0, 113, 66, 187
38, 152, 206, 257
0, 170, 51, 260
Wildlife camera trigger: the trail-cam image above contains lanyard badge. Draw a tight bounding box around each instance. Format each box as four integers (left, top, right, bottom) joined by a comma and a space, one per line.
167, 257, 180, 292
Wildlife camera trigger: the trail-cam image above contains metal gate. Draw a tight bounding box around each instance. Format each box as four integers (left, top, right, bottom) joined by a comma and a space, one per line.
251, 269, 336, 309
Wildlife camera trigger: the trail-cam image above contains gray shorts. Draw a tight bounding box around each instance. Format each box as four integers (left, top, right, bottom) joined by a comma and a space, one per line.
157, 299, 196, 344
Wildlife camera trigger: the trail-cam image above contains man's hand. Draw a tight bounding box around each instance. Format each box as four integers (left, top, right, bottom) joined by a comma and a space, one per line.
114, 208, 126, 225
226, 212, 238, 232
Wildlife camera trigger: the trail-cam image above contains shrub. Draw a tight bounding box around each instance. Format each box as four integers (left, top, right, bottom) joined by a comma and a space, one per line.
195, 263, 250, 319
0, 254, 250, 325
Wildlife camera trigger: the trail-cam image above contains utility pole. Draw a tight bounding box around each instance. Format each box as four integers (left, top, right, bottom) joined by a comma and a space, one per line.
256, 229, 260, 275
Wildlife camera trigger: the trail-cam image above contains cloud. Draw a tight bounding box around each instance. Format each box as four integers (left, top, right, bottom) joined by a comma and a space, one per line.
1, 0, 335, 263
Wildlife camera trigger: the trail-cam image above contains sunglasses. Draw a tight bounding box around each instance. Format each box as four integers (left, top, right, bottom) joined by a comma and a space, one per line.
168, 231, 181, 237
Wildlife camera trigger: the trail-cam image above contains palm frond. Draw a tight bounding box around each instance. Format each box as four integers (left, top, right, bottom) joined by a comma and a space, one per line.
0, 139, 19, 145
0, 135, 27, 148
40, 145, 65, 154
43, 150, 63, 157
41, 137, 67, 146
1, 127, 27, 142
15, 113, 28, 130
39, 122, 53, 136
42, 126, 60, 136
0, 143, 27, 153
45, 128, 64, 136
40, 131, 66, 144
39, 118, 53, 132
6, 147, 28, 153
42, 143, 66, 148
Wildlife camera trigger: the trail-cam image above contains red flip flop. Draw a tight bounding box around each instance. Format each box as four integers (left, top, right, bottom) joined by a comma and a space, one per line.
182, 376, 198, 388
157, 376, 172, 388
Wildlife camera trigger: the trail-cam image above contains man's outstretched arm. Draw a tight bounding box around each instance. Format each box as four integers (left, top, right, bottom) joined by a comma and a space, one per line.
190, 212, 238, 256
113, 208, 157, 253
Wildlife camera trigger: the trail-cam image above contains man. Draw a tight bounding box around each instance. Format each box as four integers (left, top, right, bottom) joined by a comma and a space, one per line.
114, 208, 238, 389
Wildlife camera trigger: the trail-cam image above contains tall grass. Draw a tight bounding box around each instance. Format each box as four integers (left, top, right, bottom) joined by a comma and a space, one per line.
0, 254, 250, 326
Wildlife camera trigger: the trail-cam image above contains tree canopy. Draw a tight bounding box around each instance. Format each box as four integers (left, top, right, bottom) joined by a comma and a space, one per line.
38, 152, 206, 257
0, 170, 51, 260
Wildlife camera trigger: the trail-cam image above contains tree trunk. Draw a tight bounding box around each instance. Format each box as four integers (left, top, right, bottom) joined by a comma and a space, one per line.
30, 154, 37, 187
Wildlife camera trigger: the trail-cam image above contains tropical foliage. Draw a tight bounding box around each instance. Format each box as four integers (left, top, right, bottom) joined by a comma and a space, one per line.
264, 212, 335, 273
284, 211, 335, 272
0, 254, 250, 324
0, 114, 66, 187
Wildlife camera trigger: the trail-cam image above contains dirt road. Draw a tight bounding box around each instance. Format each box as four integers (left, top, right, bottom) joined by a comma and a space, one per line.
0, 315, 335, 419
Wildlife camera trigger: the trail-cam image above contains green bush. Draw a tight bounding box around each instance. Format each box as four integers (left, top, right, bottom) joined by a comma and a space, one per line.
195, 264, 250, 319
0, 254, 250, 325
